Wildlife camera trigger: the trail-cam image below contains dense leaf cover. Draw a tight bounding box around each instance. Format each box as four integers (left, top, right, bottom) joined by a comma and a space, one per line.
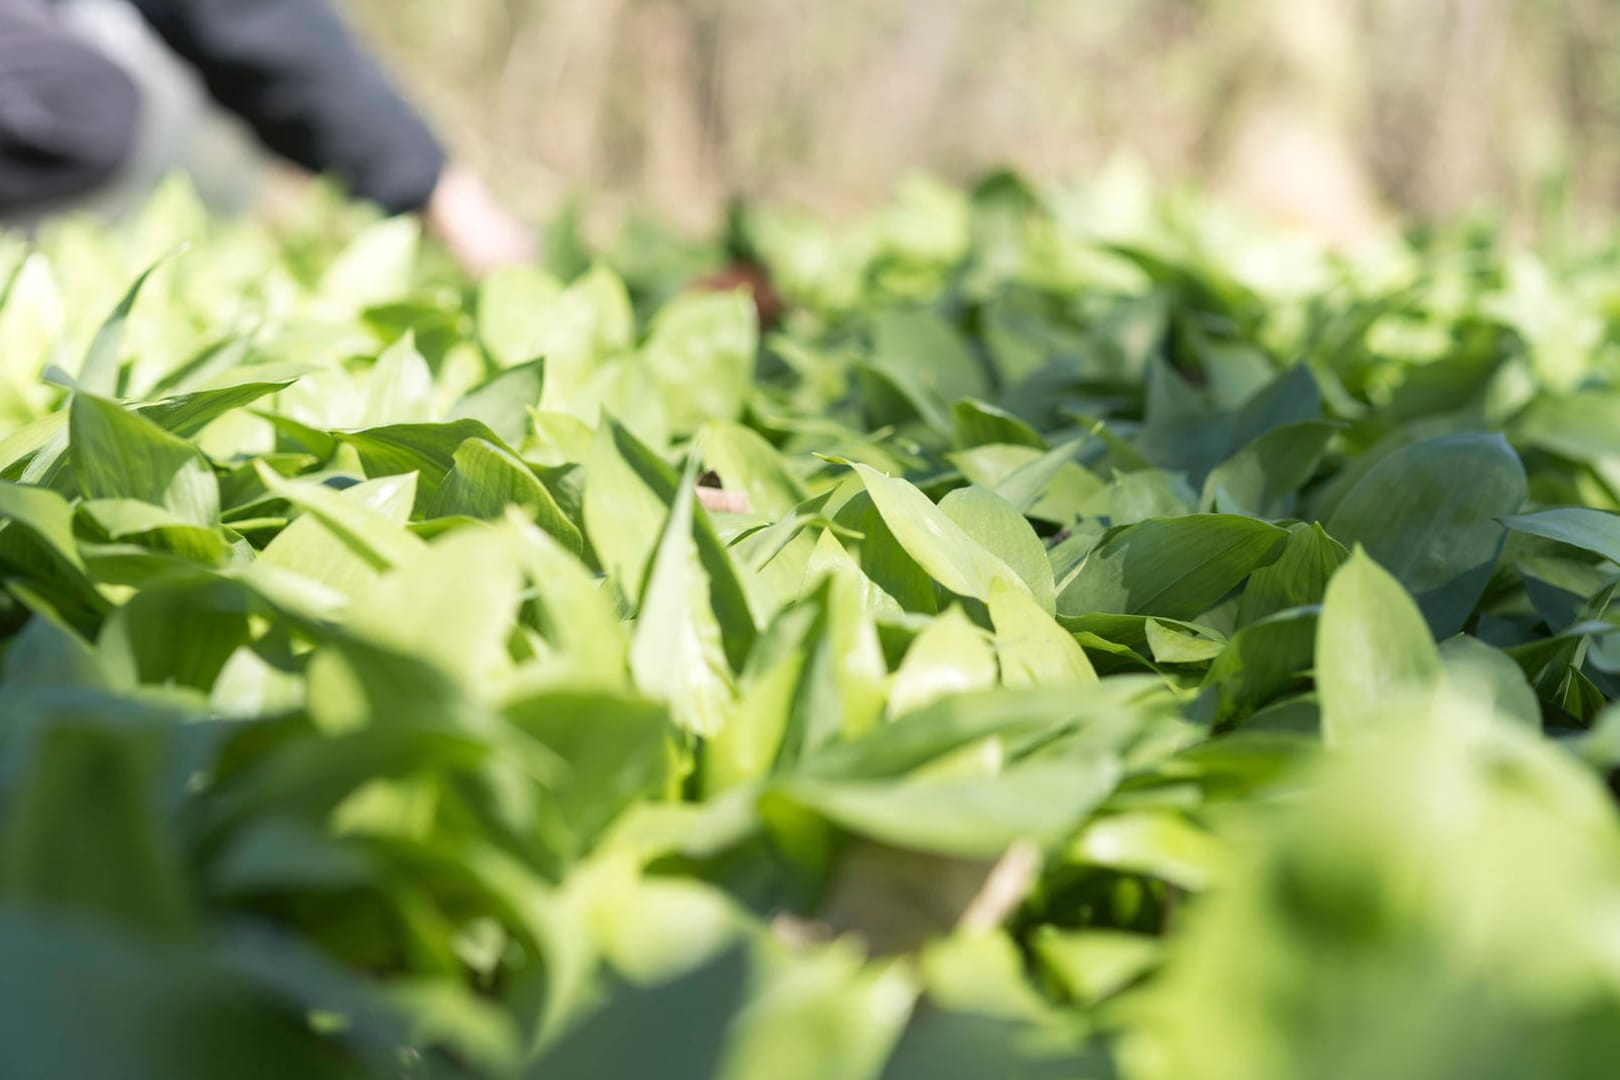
5, 173, 1620, 1077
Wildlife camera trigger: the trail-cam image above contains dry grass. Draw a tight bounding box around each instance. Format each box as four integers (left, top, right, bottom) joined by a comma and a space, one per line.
342, 0, 1620, 241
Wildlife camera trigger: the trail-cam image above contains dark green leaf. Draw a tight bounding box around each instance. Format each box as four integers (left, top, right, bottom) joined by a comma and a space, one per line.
1058, 515, 1287, 620
1326, 434, 1526, 637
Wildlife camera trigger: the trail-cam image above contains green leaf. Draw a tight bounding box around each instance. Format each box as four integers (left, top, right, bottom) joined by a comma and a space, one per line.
1553, 664, 1608, 723
1, 719, 190, 935
852, 371, 951, 443
804, 682, 1165, 782
1137, 361, 1233, 485
78, 254, 173, 396
259, 472, 419, 597
872, 308, 989, 416
503, 688, 671, 861
585, 420, 677, 606
477, 265, 562, 367
1326, 434, 1527, 637
1142, 676, 1620, 1080
642, 291, 758, 435
136, 378, 297, 439
0, 412, 66, 476
1316, 547, 1441, 745
629, 459, 738, 736
978, 437, 1108, 524
587, 869, 747, 986
699, 421, 806, 519
258, 411, 340, 460
1069, 811, 1225, 890
256, 464, 425, 575
1238, 523, 1349, 627
759, 567, 889, 769
338, 418, 503, 512
1200, 421, 1341, 516
450, 360, 545, 445
1099, 469, 1199, 526
989, 437, 1098, 517
536, 946, 748, 1080
1058, 612, 1223, 655
952, 399, 1045, 449
0, 481, 87, 577
831, 491, 939, 614
1205, 608, 1317, 727
427, 437, 582, 553
529, 268, 636, 418
585, 418, 757, 667
512, 519, 628, 687
146, 335, 254, 398
939, 485, 1056, 613
1514, 389, 1620, 465
1031, 928, 1159, 1006
77, 499, 230, 567
347, 522, 525, 688
0, 483, 105, 628
1519, 554, 1613, 632
358, 332, 434, 427
1057, 515, 1287, 620
919, 932, 1054, 1021
703, 635, 803, 792
70, 394, 220, 525
719, 945, 909, 1080
0, 611, 107, 691
524, 408, 596, 467
1229, 362, 1323, 451
212, 705, 495, 835
318, 216, 419, 313
769, 757, 1119, 859
1438, 635, 1541, 730
888, 606, 998, 716
879, 1007, 1106, 1080
990, 579, 1098, 688
1145, 618, 1226, 664
852, 464, 1028, 604
98, 574, 255, 690
0, 912, 361, 1077
1502, 508, 1620, 565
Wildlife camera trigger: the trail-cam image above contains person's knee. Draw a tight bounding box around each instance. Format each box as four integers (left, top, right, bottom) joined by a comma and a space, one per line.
0, 33, 143, 206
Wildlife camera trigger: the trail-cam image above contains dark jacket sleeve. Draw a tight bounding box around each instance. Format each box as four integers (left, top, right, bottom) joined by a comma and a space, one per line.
128, 0, 445, 214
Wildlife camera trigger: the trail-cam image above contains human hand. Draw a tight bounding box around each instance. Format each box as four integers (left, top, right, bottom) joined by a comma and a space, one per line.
424, 166, 537, 275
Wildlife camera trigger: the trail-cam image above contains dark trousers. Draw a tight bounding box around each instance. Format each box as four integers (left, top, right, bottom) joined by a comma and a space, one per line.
0, 0, 141, 211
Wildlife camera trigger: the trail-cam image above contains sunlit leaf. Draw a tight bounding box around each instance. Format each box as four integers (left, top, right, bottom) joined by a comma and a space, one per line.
70, 394, 219, 525
1316, 547, 1441, 745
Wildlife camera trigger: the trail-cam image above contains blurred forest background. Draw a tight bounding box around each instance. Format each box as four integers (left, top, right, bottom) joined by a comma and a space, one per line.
334, 0, 1620, 243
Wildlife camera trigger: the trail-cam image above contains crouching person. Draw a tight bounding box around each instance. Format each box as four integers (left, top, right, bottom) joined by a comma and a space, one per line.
0, 0, 533, 273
